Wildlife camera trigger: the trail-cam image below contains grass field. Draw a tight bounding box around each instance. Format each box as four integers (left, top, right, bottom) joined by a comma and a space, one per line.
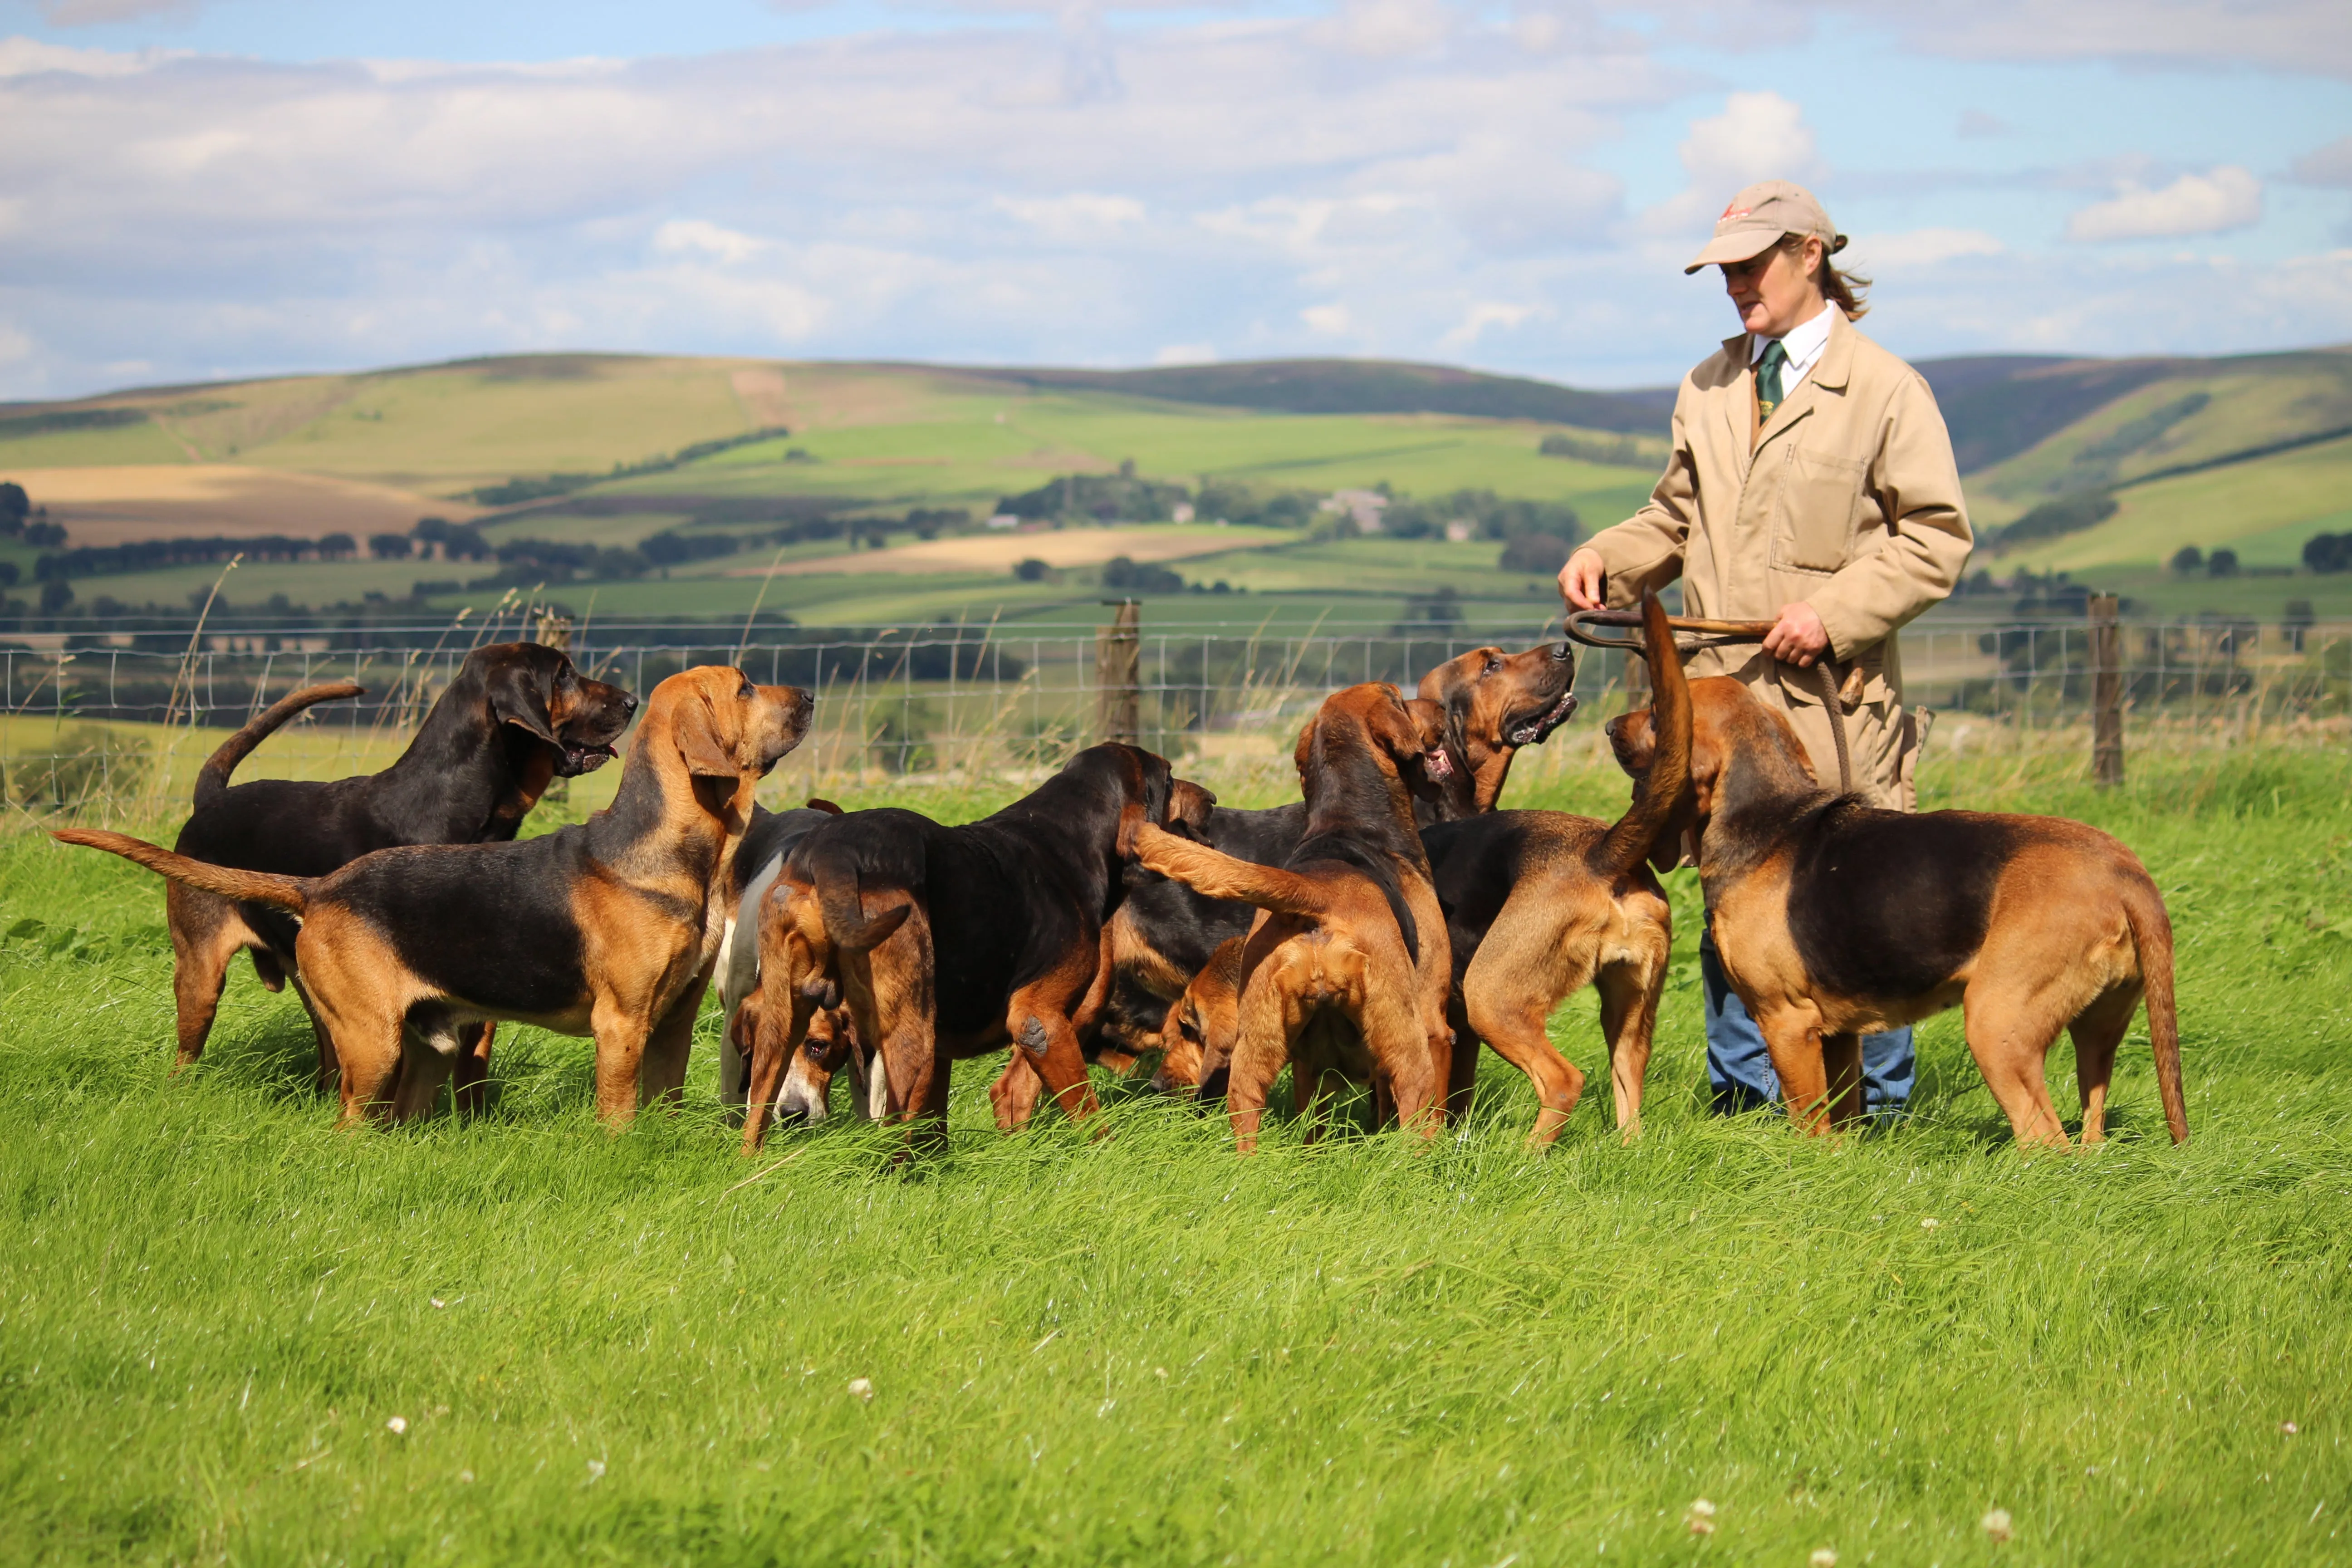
2, 736, 2347, 1565
1966, 352, 2352, 522
18, 348, 2352, 629
50, 526, 1588, 630
1999, 435, 2352, 577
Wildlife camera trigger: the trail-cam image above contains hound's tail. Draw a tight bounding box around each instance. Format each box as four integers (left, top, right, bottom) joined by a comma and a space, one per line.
813, 868, 913, 953
1589, 592, 1694, 878
193, 681, 366, 809
1132, 825, 1334, 920
2123, 882, 2189, 1145
50, 829, 311, 914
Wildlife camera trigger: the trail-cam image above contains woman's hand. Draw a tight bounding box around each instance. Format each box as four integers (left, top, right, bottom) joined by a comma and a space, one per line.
1762, 601, 1830, 667
1558, 548, 1607, 611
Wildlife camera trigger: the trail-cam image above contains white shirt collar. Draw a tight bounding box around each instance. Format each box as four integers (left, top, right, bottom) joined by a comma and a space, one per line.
1749, 304, 1835, 386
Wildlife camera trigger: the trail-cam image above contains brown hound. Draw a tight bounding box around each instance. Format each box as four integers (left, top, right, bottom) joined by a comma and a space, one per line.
1417, 593, 1691, 1143
163, 644, 634, 1099
739, 744, 1215, 1154
58, 667, 810, 1127
1130, 685, 1457, 1151
1607, 674, 2187, 1146
1152, 597, 1692, 1147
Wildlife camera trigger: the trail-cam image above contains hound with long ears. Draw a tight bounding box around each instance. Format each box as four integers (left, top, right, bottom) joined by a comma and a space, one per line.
1607, 674, 2187, 1147
160, 643, 636, 1098
1146, 934, 1244, 1099
1414, 639, 1580, 817
1129, 685, 1458, 1152
58, 667, 811, 1128
713, 799, 848, 1117
739, 744, 1217, 1153
1148, 601, 1688, 1146
990, 637, 1577, 1123
1416, 593, 1691, 1144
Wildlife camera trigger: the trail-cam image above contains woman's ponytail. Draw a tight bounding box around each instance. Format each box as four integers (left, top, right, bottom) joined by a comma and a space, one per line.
1779, 231, 1870, 319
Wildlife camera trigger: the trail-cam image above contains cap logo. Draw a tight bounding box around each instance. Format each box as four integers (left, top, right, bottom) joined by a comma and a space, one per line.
1720, 203, 1751, 221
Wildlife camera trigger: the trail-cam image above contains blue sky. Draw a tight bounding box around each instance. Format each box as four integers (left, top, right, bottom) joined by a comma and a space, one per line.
1, 0, 2347, 399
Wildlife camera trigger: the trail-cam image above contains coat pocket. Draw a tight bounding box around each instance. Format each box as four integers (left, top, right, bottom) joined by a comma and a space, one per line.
1768, 446, 1867, 574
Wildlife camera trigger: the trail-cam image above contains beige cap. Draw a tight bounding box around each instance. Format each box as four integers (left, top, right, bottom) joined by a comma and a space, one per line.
1684, 179, 1847, 274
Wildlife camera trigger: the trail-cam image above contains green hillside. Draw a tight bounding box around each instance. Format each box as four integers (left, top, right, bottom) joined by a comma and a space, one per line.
1965, 349, 2352, 524
4, 343, 2351, 627
986, 358, 1668, 431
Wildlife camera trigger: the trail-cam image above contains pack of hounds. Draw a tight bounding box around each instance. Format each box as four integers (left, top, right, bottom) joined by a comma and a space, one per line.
58, 594, 2188, 1153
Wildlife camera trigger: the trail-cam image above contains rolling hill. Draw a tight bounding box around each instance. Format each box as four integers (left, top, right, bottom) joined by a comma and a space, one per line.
2, 342, 2348, 626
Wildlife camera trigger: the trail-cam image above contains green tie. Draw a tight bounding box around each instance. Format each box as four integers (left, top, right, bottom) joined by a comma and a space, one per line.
1755, 339, 1789, 423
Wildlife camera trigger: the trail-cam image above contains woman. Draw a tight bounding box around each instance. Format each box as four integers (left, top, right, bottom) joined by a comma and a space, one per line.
1559, 179, 1973, 1118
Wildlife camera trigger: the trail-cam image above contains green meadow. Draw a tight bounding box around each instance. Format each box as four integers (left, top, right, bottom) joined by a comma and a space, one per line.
13, 348, 2352, 628
1, 735, 2346, 1566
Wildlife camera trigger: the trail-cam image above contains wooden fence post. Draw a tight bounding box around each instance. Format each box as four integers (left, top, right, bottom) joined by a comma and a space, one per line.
2090, 593, 2123, 786
1097, 599, 1140, 746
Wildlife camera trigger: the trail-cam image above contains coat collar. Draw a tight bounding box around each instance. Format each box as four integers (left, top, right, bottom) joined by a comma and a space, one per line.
1750, 307, 1857, 451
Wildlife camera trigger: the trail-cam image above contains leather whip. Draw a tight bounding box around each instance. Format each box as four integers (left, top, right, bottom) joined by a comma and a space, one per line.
1563, 608, 1856, 795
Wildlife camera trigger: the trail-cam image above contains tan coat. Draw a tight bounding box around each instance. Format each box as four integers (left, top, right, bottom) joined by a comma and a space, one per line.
1585, 308, 1972, 809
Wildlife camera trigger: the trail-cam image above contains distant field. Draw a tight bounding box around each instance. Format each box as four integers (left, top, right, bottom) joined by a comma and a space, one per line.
2002, 434, 2352, 574
1968, 352, 2352, 514
592, 397, 1656, 524
747, 524, 1297, 579
1994, 564, 2352, 622
54, 520, 2350, 632
11, 348, 2352, 628
8, 464, 477, 546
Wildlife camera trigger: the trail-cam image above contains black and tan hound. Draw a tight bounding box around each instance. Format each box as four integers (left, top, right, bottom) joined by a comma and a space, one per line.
1607, 670, 2187, 1146
162, 642, 634, 1098
59, 666, 809, 1128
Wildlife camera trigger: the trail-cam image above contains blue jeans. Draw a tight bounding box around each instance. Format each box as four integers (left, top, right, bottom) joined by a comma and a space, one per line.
1700, 927, 1913, 1119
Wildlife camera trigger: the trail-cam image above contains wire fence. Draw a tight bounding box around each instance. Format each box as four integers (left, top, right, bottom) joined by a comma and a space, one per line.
2, 608, 2346, 818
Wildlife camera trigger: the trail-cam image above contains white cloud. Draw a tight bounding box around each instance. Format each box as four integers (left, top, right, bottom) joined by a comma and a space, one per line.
1848, 227, 2005, 270
1643, 91, 1821, 237
2064, 167, 2263, 243
1153, 342, 1216, 365
0, 322, 34, 364
653, 219, 764, 264
0, 17, 2343, 398
643, 268, 827, 341
995, 192, 1147, 241
1840, 0, 2352, 80
1685, 91, 1818, 186
1374, 136, 1623, 255
1319, 0, 1456, 59
1300, 302, 1354, 335
0, 20, 1707, 394
1196, 194, 1424, 260
1441, 300, 1538, 349
0, 36, 165, 76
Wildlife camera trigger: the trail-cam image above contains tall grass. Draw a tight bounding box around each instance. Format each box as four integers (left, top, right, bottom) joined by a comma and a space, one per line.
0, 744, 2346, 1565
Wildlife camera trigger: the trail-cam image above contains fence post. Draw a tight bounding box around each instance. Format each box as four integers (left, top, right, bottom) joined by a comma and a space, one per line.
1097, 599, 1140, 745
2090, 593, 2123, 787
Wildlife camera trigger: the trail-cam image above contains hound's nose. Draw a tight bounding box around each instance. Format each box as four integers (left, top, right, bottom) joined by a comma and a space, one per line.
621, 692, 640, 716
1552, 642, 1572, 661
